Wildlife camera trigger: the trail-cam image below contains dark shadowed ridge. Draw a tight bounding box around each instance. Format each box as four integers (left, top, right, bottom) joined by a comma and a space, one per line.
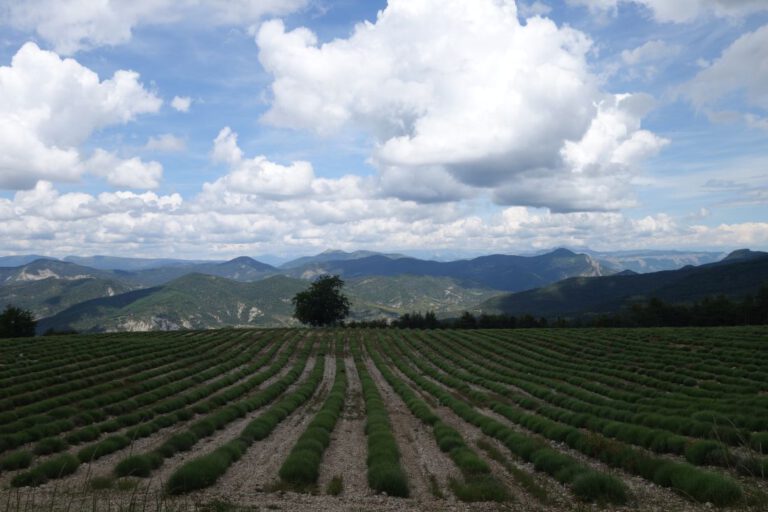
483, 252, 768, 317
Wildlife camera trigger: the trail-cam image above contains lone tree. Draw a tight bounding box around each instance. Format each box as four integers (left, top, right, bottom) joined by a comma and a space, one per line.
292, 275, 350, 327
0, 305, 37, 338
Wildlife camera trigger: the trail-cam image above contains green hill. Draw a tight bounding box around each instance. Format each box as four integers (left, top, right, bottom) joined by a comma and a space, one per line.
347, 275, 502, 319
0, 277, 133, 319
482, 252, 768, 318
37, 274, 307, 332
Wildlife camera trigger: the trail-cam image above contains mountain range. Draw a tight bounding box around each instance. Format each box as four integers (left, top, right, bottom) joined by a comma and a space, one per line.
483, 249, 768, 318
0, 247, 764, 332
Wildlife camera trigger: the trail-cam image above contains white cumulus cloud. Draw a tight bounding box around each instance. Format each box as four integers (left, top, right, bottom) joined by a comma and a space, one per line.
87, 150, 163, 190
257, 0, 666, 211
0, 42, 161, 189
171, 96, 191, 112
145, 133, 187, 152
205, 127, 315, 199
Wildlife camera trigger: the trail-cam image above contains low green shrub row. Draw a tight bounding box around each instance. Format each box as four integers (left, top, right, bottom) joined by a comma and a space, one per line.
166, 342, 328, 494
416, 334, 751, 503
366, 337, 508, 502
113, 336, 307, 478
33, 436, 68, 456
386, 334, 628, 505
12, 336, 294, 487
399, 334, 744, 506
279, 356, 347, 486
0, 449, 33, 471
351, 340, 410, 498
443, 331, 752, 445
0, 334, 250, 453
10, 454, 79, 487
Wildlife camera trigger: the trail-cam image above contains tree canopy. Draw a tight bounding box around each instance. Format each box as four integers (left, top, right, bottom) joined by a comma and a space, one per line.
292, 274, 350, 327
0, 305, 37, 338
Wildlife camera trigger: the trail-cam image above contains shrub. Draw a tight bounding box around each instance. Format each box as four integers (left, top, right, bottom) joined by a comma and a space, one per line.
685, 440, 728, 466
278, 450, 321, 485
450, 447, 490, 476
115, 455, 155, 478
751, 432, 768, 454
89, 476, 113, 490
77, 435, 130, 463
450, 476, 508, 502
326, 475, 343, 496
572, 472, 628, 504
65, 426, 100, 444
368, 462, 409, 497
166, 451, 230, 494
33, 437, 67, 455
0, 450, 33, 471
12, 454, 79, 487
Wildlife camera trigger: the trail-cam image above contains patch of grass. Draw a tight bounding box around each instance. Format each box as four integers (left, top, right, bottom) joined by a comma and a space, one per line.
427, 473, 444, 498
89, 476, 114, 490
326, 475, 343, 496
115, 478, 140, 491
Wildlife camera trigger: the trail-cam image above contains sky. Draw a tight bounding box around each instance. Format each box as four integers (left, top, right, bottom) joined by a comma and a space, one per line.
0, 0, 767, 261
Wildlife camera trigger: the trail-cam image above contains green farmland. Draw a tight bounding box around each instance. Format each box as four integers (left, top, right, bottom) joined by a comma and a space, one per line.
0, 327, 767, 511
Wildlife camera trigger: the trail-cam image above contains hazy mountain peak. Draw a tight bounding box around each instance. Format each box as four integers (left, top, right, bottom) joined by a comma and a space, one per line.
224, 256, 259, 265
722, 249, 768, 262
547, 248, 578, 257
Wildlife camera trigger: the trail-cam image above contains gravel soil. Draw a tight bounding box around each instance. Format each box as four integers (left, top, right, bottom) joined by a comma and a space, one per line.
362, 354, 461, 502
0, 338, 283, 491
393, 349, 705, 512
201, 354, 336, 494
316, 356, 370, 497
144, 353, 320, 493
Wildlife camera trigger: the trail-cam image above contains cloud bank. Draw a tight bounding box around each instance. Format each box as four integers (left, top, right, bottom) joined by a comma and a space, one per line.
257, 0, 667, 212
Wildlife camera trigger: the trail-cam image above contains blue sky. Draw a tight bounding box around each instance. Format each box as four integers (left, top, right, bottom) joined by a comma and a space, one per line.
0, 0, 766, 260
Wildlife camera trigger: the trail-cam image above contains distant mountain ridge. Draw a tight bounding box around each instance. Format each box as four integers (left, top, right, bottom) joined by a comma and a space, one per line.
2, 247, 765, 332
63, 255, 219, 271
483, 250, 768, 318
285, 248, 611, 291
0, 259, 117, 284
579, 249, 724, 273
280, 249, 407, 269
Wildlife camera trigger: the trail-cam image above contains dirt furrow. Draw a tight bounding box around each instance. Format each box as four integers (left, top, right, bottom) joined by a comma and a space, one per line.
394, 347, 700, 512
316, 355, 369, 497
142, 353, 319, 492
202, 354, 336, 494
362, 354, 460, 501
0, 339, 286, 491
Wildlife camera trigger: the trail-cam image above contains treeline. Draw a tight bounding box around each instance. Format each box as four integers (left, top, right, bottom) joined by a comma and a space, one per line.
346, 284, 768, 329
346, 311, 551, 329
589, 286, 768, 327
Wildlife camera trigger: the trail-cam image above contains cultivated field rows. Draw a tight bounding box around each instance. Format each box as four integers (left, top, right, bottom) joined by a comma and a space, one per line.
0, 326, 767, 511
